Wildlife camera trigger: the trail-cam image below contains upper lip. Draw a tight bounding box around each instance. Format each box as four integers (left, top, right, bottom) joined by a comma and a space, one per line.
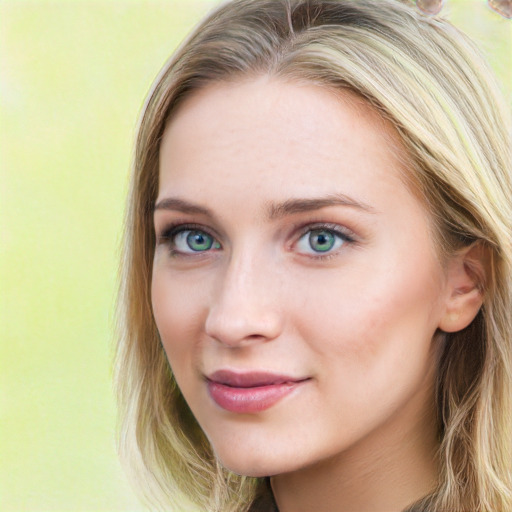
206, 370, 308, 388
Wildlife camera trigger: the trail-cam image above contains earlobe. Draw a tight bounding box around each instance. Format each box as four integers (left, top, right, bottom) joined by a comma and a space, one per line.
438, 243, 488, 333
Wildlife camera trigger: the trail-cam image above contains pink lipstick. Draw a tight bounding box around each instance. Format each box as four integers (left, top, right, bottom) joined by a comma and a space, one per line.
206, 370, 308, 413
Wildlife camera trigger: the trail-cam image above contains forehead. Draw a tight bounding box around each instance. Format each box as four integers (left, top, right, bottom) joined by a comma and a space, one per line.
157, 77, 413, 212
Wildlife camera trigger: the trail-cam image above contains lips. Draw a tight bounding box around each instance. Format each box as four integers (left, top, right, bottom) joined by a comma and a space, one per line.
206, 370, 309, 413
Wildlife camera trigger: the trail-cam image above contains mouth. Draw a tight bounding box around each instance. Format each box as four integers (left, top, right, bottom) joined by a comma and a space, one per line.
205, 370, 310, 413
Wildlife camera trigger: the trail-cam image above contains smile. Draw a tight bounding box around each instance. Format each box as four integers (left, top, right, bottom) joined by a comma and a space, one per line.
206, 370, 310, 413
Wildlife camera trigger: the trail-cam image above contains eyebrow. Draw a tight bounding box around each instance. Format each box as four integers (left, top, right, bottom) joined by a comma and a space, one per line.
266, 194, 376, 219
153, 193, 376, 219
153, 197, 211, 216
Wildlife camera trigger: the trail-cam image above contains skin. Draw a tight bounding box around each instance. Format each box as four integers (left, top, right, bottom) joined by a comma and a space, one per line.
151, 78, 483, 512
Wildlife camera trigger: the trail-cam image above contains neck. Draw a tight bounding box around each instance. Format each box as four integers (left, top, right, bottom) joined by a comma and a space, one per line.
270, 386, 440, 512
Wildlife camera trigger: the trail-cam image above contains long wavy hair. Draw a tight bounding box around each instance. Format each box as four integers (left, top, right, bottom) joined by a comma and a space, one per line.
114, 1, 512, 510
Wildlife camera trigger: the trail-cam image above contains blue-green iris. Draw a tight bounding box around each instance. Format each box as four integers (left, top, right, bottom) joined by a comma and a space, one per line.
186, 230, 215, 251
309, 229, 336, 252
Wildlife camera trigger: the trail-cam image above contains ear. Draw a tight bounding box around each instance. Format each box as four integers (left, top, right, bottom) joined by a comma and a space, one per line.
438, 243, 488, 333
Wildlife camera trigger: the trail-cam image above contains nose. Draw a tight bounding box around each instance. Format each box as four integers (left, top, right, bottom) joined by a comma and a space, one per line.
204, 249, 284, 347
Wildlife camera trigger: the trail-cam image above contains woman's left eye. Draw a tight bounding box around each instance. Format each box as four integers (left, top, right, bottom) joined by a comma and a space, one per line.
295, 227, 348, 256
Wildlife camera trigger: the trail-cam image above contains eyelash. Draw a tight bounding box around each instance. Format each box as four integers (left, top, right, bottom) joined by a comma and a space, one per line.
156, 221, 356, 260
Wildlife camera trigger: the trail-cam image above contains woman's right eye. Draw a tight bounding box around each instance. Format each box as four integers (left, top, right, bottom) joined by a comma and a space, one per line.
164, 228, 221, 255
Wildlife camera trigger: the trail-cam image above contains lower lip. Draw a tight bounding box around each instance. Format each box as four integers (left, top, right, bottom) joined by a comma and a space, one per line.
207, 380, 305, 413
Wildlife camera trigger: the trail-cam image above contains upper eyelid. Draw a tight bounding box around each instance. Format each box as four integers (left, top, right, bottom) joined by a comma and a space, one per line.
293, 221, 356, 240
157, 220, 352, 235
157, 222, 221, 242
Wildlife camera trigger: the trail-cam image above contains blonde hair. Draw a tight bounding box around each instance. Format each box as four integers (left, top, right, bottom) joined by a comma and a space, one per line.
115, 1, 512, 510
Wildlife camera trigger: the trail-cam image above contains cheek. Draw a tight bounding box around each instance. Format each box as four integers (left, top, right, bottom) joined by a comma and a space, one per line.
286, 262, 442, 441
151, 266, 209, 369
293, 253, 444, 371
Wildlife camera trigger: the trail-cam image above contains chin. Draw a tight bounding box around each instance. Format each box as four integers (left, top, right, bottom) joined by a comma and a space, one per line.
214, 446, 296, 478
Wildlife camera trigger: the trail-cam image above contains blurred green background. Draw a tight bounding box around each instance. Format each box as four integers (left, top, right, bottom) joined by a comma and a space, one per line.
1, 1, 510, 511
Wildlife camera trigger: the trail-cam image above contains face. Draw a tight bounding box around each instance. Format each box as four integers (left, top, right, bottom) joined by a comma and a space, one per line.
152, 78, 450, 477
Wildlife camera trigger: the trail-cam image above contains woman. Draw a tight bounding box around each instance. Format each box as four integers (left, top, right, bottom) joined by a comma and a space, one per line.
115, 0, 512, 510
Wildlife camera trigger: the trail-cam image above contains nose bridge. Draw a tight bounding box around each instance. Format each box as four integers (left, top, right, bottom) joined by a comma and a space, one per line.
227, 245, 268, 299
205, 243, 283, 346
